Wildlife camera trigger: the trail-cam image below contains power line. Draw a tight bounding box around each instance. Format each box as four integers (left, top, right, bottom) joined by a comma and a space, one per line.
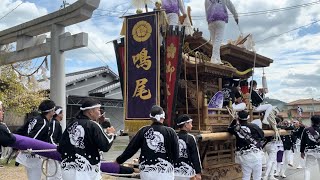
192, 1, 320, 19
256, 19, 320, 43
96, 2, 130, 11
0, 1, 24, 22
86, 46, 109, 66
73, 24, 119, 71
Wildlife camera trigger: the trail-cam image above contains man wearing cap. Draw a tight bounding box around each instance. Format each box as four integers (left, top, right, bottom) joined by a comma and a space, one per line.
300, 115, 320, 180
228, 110, 264, 180
116, 105, 179, 180
15, 99, 56, 180
174, 114, 202, 180
58, 98, 116, 180
47, 106, 63, 180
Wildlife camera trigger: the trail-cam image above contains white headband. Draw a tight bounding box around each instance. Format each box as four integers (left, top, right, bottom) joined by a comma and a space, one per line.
43, 107, 55, 112
177, 119, 193, 126
80, 104, 101, 111
55, 108, 62, 115
149, 111, 165, 122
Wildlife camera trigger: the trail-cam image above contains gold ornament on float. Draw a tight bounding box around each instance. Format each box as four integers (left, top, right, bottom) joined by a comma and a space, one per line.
132, 20, 152, 42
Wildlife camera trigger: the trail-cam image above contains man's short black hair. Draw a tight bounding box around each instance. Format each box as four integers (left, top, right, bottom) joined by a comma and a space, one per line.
39, 100, 55, 114
311, 115, 320, 126
249, 80, 257, 87
238, 110, 249, 120
150, 105, 163, 117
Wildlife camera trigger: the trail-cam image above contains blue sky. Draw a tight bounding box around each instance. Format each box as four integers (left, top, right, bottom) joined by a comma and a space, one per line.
1, 0, 320, 102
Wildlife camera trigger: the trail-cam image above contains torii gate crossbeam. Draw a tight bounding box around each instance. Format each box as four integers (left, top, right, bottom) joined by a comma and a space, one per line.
0, 0, 101, 130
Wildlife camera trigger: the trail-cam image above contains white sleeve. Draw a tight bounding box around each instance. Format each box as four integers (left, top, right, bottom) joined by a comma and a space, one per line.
178, 0, 186, 15
225, 0, 238, 20
204, 0, 209, 21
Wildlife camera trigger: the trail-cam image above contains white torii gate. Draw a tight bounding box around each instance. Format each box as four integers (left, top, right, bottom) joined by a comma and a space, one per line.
0, 0, 101, 130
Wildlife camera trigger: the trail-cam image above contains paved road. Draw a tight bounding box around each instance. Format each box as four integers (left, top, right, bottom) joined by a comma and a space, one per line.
274, 152, 319, 180
105, 136, 320, 180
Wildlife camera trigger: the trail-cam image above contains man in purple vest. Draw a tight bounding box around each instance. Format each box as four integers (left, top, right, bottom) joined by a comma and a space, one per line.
162, 0, 187, 25
205, 0, 238, 64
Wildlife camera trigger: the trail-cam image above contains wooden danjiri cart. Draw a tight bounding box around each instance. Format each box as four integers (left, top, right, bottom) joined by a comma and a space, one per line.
113, 8, 288, 180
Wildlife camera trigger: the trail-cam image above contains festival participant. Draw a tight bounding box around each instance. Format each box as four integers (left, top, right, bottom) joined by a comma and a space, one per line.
116, 105, 179, 180
262, 136, 279, 180
15, 99, 56, 180
0, 101, 16, 147
232, 81, 246, 111
292, 120, 305, 169
228, 110, 264, 180
47, 106, 63, 180
205, 0, 238, 64
250, 80, 273, 125
161, 0, 187, 25
57, 98, 116, 180
174, 114, 202, 180
300, 115, 320, 180
222, 79, 235, 107
49, 106, 63, 145
277, 120, 294, 178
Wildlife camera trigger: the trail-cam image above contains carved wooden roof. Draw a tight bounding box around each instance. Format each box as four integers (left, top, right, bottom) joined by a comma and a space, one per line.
184, 32, 273, 71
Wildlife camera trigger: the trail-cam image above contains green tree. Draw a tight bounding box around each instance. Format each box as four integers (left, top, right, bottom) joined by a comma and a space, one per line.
0, 46, 47, 115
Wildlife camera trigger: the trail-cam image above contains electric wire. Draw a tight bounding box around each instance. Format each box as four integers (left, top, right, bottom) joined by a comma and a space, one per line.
0, 1, 24, 22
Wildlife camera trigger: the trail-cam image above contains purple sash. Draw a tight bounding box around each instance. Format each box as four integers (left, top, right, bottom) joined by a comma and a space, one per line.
10, 134, 120, 173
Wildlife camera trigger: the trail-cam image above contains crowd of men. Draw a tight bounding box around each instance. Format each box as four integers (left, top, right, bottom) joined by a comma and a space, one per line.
0, 99, 202, 180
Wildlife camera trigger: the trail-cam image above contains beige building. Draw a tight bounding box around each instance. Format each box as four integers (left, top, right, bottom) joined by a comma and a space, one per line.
278, 99, 320, 126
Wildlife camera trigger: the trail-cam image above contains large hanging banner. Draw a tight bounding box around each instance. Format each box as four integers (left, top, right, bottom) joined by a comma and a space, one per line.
125, 12, 160, 121
165, 26, 185, 126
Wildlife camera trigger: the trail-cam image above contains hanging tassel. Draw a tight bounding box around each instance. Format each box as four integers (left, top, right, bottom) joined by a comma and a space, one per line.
262, 68, 268, 94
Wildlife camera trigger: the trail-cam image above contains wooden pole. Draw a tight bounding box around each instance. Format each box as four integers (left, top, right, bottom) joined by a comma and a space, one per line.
198, 129, 291, 142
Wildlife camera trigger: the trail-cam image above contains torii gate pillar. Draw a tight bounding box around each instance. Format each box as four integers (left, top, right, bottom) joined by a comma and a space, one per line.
50, 24, 66, 129
0, 0, 101, 131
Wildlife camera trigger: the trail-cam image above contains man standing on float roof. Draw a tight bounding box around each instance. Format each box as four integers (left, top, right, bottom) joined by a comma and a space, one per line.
205, 0, 238, 64
161, 0, 187, 25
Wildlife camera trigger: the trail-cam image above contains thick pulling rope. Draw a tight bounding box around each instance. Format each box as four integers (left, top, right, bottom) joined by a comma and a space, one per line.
23, 148, 57, 153
102, 172, 140, 178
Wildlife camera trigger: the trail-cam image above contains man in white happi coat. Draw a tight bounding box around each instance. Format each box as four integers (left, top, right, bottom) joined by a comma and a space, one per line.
15, 100, 56, 180
300, 115, 320, 180
228, 110, 264, 180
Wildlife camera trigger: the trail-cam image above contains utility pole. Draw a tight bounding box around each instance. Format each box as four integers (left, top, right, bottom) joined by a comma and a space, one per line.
60, 0, 70, 9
